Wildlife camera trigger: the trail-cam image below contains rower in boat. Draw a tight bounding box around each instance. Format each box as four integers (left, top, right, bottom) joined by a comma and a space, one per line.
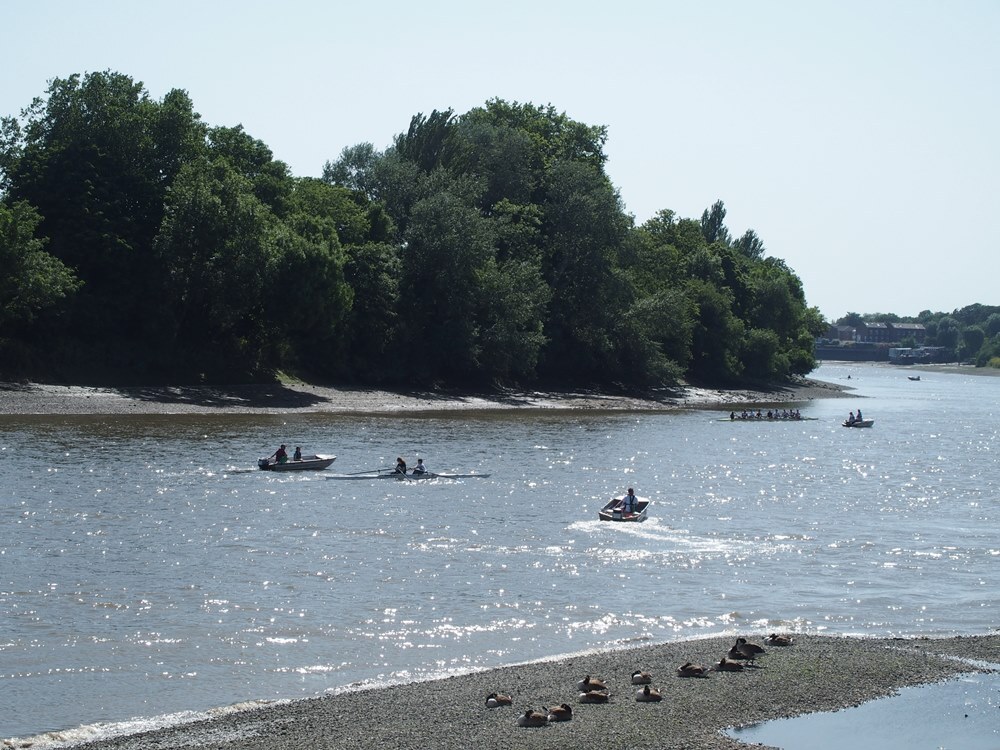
411, 458, 427, 475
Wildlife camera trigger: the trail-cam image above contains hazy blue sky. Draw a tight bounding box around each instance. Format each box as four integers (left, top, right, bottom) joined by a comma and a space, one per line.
3, 1, 997, 320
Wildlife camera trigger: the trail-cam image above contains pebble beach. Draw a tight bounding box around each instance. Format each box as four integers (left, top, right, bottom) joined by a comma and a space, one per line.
60, 634, 998, 750
0, 376, 851, 416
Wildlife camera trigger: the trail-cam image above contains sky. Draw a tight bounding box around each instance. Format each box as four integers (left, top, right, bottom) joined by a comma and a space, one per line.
2, 0, 998, 322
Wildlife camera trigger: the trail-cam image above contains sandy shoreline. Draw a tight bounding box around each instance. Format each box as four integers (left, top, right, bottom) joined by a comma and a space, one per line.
55, 633, 998, 750
0, 376, 851, 416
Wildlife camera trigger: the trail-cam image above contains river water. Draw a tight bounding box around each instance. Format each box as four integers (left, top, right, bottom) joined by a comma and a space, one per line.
1, 363, 997, 744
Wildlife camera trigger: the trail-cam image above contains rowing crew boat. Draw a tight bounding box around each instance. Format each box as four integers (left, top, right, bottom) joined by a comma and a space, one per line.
327, 471, 491, 481
718, 416, 818, 422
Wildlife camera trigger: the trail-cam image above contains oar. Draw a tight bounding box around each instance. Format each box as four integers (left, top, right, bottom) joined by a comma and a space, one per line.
343, 467, 389, 475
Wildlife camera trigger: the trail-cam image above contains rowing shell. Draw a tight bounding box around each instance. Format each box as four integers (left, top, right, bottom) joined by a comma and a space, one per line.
327, 472, 491, 481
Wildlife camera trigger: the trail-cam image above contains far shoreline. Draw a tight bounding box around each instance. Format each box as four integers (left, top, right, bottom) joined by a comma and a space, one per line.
0, 375, 852, 417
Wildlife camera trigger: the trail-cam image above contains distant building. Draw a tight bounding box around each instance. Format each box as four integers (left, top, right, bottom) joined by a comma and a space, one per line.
888, 322, 926, 343
816, 321, 931, 362
856, 321, 890, 343
855, 321, 926, 344
825, 324, 856, 341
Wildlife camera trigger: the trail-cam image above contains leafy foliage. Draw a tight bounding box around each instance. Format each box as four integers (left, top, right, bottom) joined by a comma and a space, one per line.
0, 201, 79, 329
2, 75, 837, 387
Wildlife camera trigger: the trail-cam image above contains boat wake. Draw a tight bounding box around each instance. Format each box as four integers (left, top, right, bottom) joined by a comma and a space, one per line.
568, 518, 771, 556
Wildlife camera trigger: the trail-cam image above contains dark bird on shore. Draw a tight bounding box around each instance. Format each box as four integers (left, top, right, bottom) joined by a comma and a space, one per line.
631, 669, 653, 684
485, 692, 513, 707
677, 662, 711, 677
517, 709, 548, 727
635, 685, 663, 702
715, 657, 745, 672
578, 690, 611, 703
547, 703, 573, 721
576, 675, 608, 692
728, 637, 766, 664
765, 633, 794, 646
737, 637, 766, 658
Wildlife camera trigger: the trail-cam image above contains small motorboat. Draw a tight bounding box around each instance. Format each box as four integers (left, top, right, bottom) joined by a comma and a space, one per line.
842, 419, 874, 428
599, 496, 651, 522
258, 454, 336, 471
908, 375, 921, 381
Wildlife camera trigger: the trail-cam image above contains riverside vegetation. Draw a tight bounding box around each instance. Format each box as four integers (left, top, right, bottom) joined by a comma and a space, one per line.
2, 71, 996, 389
0, 72, 822, 387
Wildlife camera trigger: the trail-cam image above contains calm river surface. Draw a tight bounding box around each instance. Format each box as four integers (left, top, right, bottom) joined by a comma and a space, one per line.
1, 363, 997, 743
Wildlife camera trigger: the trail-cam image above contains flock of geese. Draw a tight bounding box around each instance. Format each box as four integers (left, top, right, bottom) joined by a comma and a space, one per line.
487, 634, 794, 727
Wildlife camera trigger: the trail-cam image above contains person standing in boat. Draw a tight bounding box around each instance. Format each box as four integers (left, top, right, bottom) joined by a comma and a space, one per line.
394, 457, 407, 474
411, 458, 427, 475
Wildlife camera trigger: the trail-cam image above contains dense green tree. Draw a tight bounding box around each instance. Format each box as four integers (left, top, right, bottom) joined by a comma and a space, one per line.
734, 228, 765, 259
151, 158, 285, 379
395, 189, 494, 383
746, 259, 802, 339
466, 99, 609, 171
934, 316, 961, 351
985, 313, 1000, 338
0, 72, 206, 366
866, 312, 901, 323
322, 142, 381, 198
700, 200, 731, 245
393, 109, 456, 173
615, 287, 693, 384
490, 199, 543, 265
341, 241, 401, 381
802, 306, 829, 338
271, 178, 361, 374
960, 326, 985, 360
624, 218, 684, 291
445, 117, 538, 210
686, 279, 744, 382
475, 258, 550, 381
0, 201, 80, 330
837, 312, 865, 328
208, 125, 292, 216
975, 334, 1000, 368
923, 318, 939, 343
2, 78, 847, 388
741, 328, 785, 381
538, 159, 630, 380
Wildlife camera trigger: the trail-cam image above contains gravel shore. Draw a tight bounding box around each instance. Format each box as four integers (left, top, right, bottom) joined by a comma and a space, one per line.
64, 634, 997, 750
0, 376, 851, 416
